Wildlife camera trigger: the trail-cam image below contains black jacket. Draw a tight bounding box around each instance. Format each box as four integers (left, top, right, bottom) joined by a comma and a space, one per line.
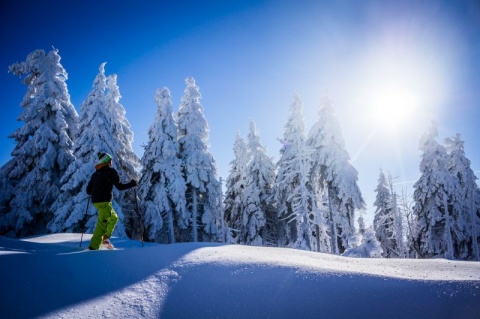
86, 166, 135, 203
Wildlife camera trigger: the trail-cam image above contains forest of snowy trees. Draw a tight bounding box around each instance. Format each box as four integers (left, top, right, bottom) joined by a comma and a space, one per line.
1, 49, 479, 260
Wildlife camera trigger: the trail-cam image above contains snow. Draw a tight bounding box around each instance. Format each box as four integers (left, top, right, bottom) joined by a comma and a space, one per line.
1, 234, 479, 318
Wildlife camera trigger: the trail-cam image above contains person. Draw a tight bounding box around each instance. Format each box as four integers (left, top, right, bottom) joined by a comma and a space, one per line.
86, 152, 137, 250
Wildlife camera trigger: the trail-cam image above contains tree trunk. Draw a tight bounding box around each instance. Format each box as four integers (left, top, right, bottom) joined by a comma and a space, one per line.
327, 185, 338, 254
167, 200, 175, 244
444, 197, 454, 259
192, 188, 198, 242
220, 178, 226, 243
470, 189, 479, 261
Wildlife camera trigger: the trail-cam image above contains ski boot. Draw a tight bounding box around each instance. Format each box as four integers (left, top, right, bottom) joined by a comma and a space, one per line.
102, 235, 114, 250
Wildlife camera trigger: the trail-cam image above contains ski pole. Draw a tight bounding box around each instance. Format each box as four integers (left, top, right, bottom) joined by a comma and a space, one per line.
122, 165, 144, 247
133, 186, 144, 247
80, 196, 90, 247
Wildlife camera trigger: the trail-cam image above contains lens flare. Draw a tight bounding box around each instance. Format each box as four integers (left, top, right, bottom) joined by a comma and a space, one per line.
369, 84, 420, 129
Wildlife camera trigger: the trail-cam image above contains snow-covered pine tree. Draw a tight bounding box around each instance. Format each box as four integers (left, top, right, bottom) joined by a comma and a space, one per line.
50, 64, 140, 238
240, 120, 277, 246
307, 93, 365, 254
413, 122, 456, 259
398, 187, 417, 258
273, 93, 317, 251
177, 77, 222, 242
444, 134, 480, 260
342, 226, 383, 258
357, 211, 366, 236
138, 87, 187, 243
0, 49, 78, 237
104, 74, 142, 239
390, 178, 406, 258
48, 62, 109, 235
309, 185, 334, 253
224, 132, 250, 243
373, 170, 398, 257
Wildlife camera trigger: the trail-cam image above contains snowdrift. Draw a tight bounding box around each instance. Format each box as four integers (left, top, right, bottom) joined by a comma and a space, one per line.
0, 234, 479, 318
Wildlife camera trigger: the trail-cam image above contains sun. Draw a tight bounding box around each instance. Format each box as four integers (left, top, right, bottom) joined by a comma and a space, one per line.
368, 84, 420, 129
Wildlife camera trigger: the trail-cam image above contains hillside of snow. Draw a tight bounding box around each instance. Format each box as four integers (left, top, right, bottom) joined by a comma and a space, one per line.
1, 234, 479, 319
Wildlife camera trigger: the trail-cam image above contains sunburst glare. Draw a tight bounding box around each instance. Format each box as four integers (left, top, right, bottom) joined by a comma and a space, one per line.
369, 84, 420, 130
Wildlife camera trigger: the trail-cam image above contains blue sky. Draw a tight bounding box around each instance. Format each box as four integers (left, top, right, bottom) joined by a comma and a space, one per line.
1, 0, 479, 224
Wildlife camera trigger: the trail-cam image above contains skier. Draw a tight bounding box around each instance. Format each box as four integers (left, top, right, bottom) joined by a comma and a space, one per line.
86, 152, 137, 250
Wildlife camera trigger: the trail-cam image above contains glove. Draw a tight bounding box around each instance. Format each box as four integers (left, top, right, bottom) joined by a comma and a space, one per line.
130, 179, 138, 187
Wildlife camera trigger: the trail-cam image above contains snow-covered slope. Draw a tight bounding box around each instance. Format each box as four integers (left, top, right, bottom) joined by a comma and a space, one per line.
1, 234, 479, 318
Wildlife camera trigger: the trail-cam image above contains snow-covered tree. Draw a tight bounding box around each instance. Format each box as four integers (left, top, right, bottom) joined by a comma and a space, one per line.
177, 77, 221, 242
104, 74, 142, 238
224, 132, 250, 243
307, 93, 365, 254
342, 227, 383, 258
398, 187, 417, 258
274, 93, 318, 251
138, 87, 187, 244
240, 121, 276, 246
444, 134, 480, 260
413, 122, 456, 259
0, 49, 78, 237
48, 62, 109, 235
357, 211, 366, 236
373, 170, 398, 258
48, 64, 140, 239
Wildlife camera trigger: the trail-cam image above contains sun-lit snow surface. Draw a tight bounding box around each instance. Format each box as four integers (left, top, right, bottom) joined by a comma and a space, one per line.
1, 234, 479, 319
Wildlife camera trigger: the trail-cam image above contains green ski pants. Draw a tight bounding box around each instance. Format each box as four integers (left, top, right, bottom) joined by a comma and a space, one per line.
89, 202, 119, 250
